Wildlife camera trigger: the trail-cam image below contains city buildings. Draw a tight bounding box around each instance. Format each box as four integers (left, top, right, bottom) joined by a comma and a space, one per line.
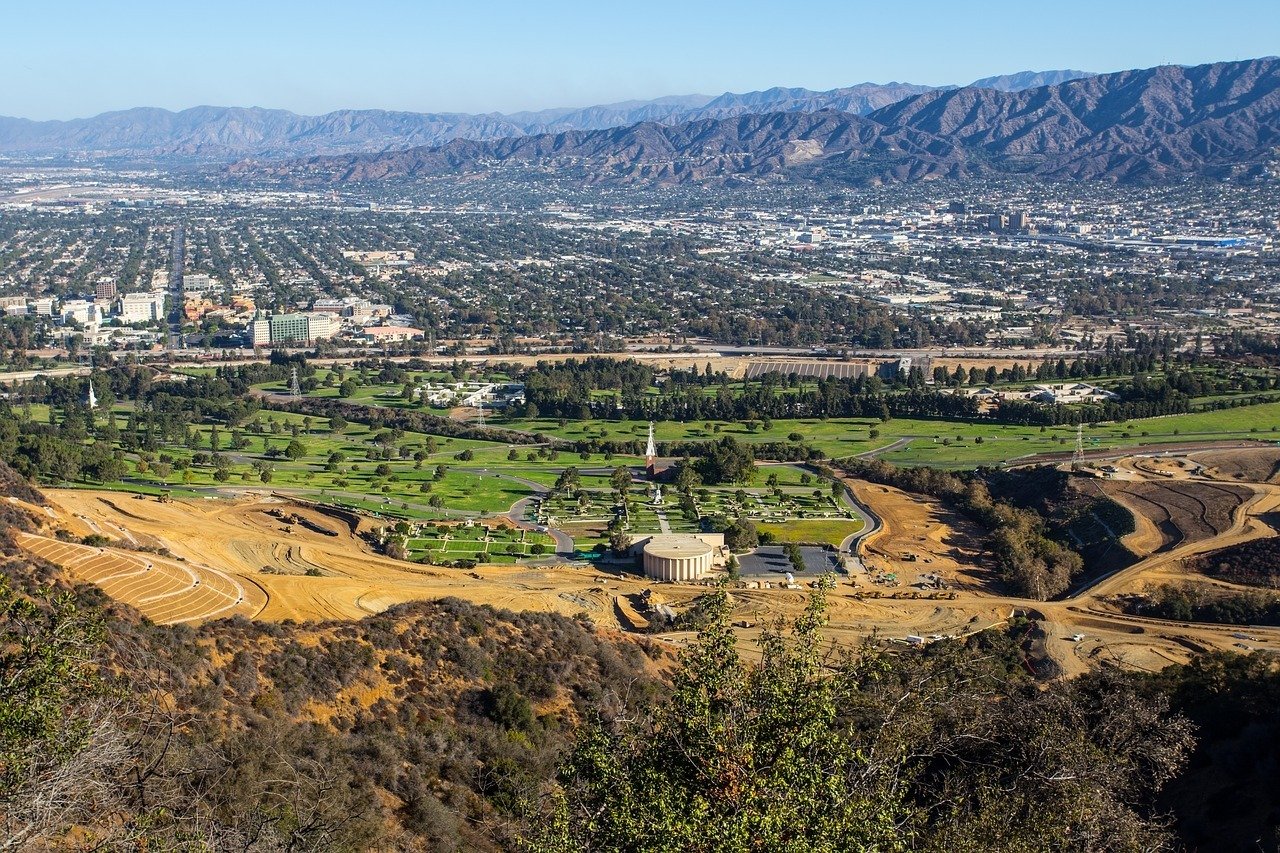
118, 292, 164, 324
249, 312, 341, 347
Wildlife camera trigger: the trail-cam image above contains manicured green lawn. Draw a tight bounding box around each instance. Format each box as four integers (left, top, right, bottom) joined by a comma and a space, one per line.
498, 403, 1280, 470
38, 390, 1280, 541
759, 518, 865, 546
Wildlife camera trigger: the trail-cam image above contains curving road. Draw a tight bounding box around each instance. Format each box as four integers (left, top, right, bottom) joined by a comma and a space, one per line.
481, 471, 576, 557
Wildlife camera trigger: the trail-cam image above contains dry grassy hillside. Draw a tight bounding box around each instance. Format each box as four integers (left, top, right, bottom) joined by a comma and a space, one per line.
0, 505, 672, 849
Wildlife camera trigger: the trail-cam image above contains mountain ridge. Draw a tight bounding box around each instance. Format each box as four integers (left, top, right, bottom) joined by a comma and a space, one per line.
228, 58, 1279, 186
0, 70, 1091, 161
969, 69, 1095, 92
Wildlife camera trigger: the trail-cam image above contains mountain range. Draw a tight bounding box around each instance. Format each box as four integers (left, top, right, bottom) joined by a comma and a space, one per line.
0, 71, 1090, 161
232, 58, 1279, 187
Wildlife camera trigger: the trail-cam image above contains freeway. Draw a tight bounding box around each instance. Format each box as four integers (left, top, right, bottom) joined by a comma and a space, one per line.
0, 366, 92, 384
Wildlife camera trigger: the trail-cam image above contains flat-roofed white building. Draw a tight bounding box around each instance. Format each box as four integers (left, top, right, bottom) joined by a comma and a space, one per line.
61, 299, 96, 324
118, 292, 164, 323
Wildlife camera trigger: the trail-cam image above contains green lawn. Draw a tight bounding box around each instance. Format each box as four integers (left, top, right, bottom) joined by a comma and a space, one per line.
759, 518, 865, 546
33, 390, 1280, 542
501, 404, 1280, 470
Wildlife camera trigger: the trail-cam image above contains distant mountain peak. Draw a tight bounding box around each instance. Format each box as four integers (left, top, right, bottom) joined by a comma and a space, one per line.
967, 69, 1096, 92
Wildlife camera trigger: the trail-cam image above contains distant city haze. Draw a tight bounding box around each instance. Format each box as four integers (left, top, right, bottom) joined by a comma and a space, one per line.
3, 0, 1278, 120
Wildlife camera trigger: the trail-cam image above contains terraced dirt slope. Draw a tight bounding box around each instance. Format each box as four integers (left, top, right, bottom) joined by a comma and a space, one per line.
33, 489, 641, 625
1101, 481, 1254, 554
1192, 448, 1280, 484
16, 533, 265, 623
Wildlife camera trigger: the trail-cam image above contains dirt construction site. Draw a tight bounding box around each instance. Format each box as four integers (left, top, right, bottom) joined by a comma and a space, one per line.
18, 490, 653, 625
12, 445, 1280, 677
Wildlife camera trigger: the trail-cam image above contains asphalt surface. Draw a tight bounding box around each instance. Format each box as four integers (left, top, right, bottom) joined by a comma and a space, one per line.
737, 545, 840, 578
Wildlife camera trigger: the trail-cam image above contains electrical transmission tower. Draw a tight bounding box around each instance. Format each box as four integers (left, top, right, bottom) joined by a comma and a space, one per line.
1072, 423, 1084, 471
289, 367, 301, 399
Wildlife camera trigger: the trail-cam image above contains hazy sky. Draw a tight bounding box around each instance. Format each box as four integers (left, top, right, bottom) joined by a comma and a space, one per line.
4, 0, 1277, 120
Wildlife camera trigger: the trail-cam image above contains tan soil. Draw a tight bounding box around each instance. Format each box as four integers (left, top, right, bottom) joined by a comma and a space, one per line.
847, 480, 999, 592
20, 458, 1280, 678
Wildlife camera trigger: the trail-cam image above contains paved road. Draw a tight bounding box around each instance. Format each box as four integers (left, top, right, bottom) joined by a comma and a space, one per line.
1007, 438, 1274, 468
165, 225, 185, 351
487, 472, 576, 557
856, 437, 912, 459
833, 478, 881, 556
0, 366, 91, 384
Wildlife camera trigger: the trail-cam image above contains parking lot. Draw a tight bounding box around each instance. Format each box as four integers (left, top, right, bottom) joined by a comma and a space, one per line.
737, 545, 841, 578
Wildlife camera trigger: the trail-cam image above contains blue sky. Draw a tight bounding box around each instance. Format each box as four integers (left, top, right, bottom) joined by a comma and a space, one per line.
4, 0, 1277, 119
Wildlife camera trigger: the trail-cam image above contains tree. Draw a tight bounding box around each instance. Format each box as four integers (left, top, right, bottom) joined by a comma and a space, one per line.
284, 439, 307, 461
674, 463, 702, 493
696, 436, 754, 485
608, 530, 633, 556
532, 584, 1192, 853
610, 466, 632, 495
723, 517, 758, 552
553, 467, 581, 494
0, 580, 124, 849
532, 583, 911, 852
785, 541, 805, 572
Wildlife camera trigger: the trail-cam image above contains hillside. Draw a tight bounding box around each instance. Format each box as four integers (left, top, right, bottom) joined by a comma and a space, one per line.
230, 58, 1280, 186
5, 445, 1280, 849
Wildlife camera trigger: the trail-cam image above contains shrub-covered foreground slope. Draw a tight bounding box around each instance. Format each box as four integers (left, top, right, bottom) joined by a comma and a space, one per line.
3, 459, 1280, 851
